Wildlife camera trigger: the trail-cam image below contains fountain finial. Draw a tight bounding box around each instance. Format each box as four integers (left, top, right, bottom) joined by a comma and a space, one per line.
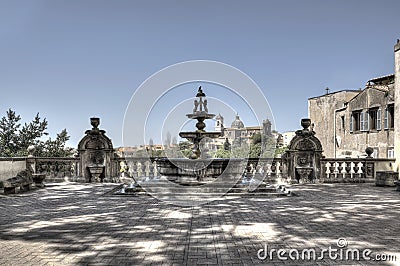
196, 86, 206, 97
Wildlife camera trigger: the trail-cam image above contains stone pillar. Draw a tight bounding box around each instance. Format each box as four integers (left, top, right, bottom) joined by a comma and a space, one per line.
394, 40, 400, 175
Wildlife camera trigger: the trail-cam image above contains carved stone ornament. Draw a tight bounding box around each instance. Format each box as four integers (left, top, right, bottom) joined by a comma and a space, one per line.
90, 150, 104, 165
296, 139, 315, 151
297, 156, 309, 166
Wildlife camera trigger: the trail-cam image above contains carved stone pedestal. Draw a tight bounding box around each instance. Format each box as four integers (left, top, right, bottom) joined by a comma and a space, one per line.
87, 165, 105, 182
296, 167, 313, 183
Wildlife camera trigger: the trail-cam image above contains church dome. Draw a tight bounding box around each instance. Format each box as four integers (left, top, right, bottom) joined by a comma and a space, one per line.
231, 114, 244, 129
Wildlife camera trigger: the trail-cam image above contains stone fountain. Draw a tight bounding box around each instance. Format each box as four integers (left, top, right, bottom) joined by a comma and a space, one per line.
77, 117, 117, 182
153, 87, 245, 185
115, 87, 293, 202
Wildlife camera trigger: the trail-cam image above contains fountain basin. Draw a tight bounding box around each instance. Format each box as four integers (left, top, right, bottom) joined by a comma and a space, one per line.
152, 157, 246, 185
87, 165, 104, 182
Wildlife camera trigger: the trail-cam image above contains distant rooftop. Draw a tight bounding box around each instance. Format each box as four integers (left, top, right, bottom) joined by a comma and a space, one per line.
308, 89, 360, 100
367, 74, 394, 85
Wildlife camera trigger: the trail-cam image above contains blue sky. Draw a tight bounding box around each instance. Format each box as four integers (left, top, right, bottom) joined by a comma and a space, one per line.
1, 0, 399, 147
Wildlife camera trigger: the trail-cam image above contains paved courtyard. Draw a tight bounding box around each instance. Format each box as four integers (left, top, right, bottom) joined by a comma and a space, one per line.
0, 182, 399, 265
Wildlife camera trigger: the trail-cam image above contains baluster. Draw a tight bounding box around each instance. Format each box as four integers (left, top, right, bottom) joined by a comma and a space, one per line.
59, 164, 65, 177
144, 160, 150, 177
353, 162, 359, 182
255, 164, 262, 178
265, 163, 271, 177
66, 164, 72, 177
244, 162, 252, 179
323, 161, 329, 180
141, 160, 146, 177
337, 162, 344, 180
270, 161, 277, 177
152, 161, 158, 177
42, 163, 48, 177
329, 161, 336, 180
358, 162, 364, 182
129, 161, 137, 177
50, 164, 56, 179
277, 161, 282, 178
119, 161, 125, 177
148, 160, 154, 177
344, 162, 351, 179
74, 161, 79, 176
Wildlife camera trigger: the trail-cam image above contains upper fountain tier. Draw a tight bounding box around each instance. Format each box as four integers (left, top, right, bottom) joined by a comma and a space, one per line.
179, 86, 223, 159
185, 86, 216, 130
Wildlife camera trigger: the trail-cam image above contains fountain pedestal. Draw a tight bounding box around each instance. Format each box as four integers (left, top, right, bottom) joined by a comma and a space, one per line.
295, 167, 313, 183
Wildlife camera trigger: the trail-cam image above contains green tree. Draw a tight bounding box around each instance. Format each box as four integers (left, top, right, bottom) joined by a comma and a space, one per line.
252, 133, 262, 145
274, 145, 289, 157
36, 129, 74, 157
0, 109, 23, 156
213, 146, 231, 158
223, 138, 231, 151
0, 109, 72, 157
249, 133, 277, 158
178, 140, 192, 158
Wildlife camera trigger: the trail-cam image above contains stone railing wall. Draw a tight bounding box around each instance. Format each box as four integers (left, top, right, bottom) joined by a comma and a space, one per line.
245, 157, 286, 178
32, 157, 80, 182
1, 155, 396, 184
319, 157, 395, 183
114, 157, 158, 180
0, 157, 27, 182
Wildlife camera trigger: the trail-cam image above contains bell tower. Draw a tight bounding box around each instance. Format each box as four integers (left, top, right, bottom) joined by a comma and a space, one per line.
215, 113, 224, 133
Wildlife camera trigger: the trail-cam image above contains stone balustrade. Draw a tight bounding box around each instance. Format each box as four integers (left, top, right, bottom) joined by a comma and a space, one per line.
320, 157, 395, 183
114, 157, 158, 180
32, 157, 80, 182
1, 155, 397, 185
244, 157, 288, 182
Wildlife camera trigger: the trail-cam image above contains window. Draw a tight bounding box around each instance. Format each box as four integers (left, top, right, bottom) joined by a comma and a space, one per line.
360, 111, 369, 131
377, 108, 381, 130
389, 104, 394, 129
352, 111, 361, 131
350, 114, 353, 132
351, 111, 370, 132
369, 108, 381, 131
384, 104, 395, 129
341, 116, 345, 131
384, 107, 388, 129
372, 147, 379, 158
388, 148, 394, 158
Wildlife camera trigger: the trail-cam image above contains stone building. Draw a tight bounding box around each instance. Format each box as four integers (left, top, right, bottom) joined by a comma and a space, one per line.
309, 40, 400, 159
282, 131, 296, 147
210, 113, 273, 148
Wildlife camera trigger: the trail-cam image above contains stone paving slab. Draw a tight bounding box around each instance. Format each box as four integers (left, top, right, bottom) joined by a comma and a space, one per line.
0, 182, 399, 265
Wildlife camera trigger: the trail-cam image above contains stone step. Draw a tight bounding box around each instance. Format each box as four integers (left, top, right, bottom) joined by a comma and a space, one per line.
106, 183, 292, 198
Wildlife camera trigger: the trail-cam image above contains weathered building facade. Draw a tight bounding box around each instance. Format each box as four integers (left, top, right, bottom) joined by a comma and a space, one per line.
309, 40, 400, 159
213, 113, 273, 146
